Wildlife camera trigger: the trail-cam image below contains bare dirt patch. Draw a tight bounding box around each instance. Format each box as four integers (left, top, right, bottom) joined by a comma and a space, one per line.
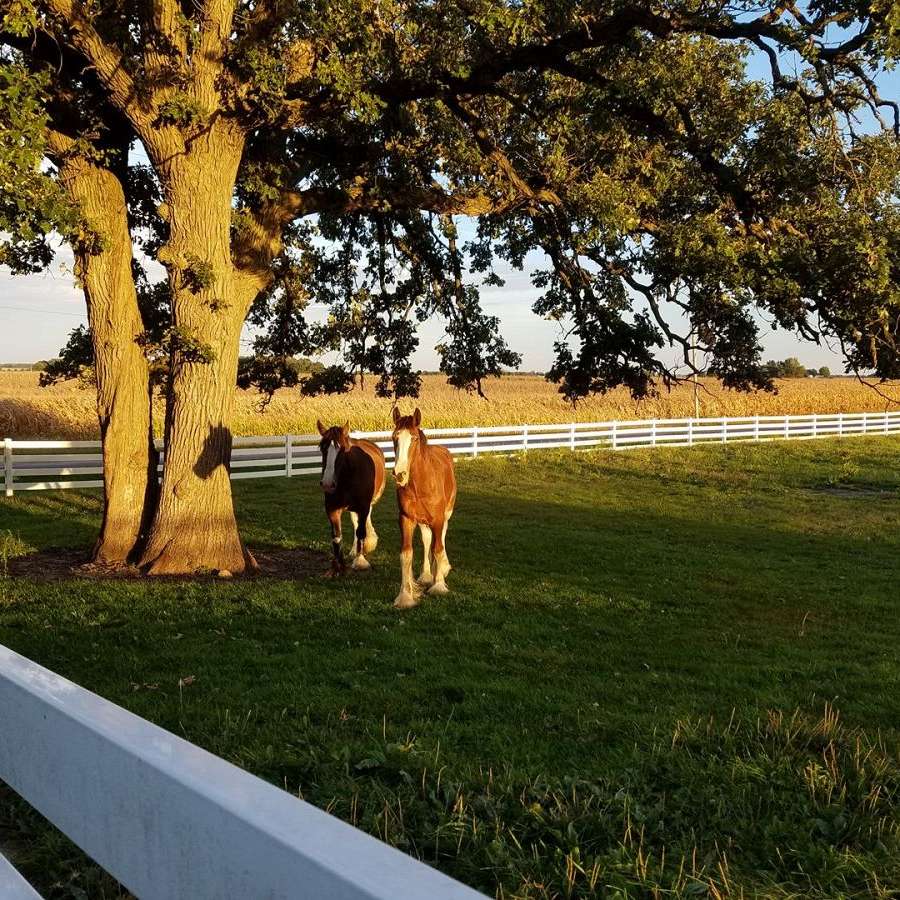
5, 546, 330, 581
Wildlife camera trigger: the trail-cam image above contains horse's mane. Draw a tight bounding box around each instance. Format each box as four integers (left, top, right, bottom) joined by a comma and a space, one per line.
397, 415, 428, 445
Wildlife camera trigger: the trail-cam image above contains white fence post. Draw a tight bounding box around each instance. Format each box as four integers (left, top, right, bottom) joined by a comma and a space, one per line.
472, 426, 479, 459
722, 417, 728, 443
784, 416, 790, 440
570, 422, 576, 451
812, 414, 818, 439
862, 412, 868, 435
284, 435, 292, 478
651, 419, 657, 447
885, 412, 890, 436
611, 421, 618, 451
838, 412, 844, 438
687, 418, 694, 446
522, 425, 529, 453
753, 415, 760, 442
3, 439, 11, 498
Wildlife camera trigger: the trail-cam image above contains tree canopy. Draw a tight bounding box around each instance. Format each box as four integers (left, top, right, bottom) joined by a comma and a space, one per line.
3, 0, 899, 399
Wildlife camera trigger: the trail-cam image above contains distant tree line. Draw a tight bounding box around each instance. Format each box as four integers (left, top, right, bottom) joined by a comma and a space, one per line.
763, 358, 832, 379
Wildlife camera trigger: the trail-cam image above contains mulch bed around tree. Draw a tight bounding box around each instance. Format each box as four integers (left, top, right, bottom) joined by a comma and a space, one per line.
5, 546, 330, 581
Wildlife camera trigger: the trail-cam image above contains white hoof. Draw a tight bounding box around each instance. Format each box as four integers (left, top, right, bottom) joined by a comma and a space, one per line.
393, 591, 420, 609
428, 581, 449, 596
351, 555, 370, 571
417, 572, 434, 587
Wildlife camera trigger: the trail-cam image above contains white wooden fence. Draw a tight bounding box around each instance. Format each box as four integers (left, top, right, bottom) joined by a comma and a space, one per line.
4, 411, 899, 496
0, 642, 486, 899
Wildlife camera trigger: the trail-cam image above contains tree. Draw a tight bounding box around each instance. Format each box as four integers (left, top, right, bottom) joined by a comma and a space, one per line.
819, 366, 832, 378
779, 358, 807, 378
2, 0, 898, 574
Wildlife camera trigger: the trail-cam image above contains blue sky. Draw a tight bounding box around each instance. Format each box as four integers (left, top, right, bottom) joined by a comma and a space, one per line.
1, 50, 896, 374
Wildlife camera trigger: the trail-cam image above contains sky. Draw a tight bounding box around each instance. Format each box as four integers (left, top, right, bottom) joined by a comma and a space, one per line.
1, 49, 896, 375
0, 243, 850, 371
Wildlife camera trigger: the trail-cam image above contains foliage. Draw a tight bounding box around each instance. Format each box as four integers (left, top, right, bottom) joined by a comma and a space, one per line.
0, 61, 75, 272
765, 357, 812, 379
2, 0, 899, 405
39, 325, 94, 387
1, 437, 900, 896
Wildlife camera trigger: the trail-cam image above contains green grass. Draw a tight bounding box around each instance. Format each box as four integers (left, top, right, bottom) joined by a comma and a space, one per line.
2, 438, 900, 898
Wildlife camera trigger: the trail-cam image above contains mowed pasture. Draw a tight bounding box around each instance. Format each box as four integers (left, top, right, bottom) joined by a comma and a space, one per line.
2, 369, 900, 438
2, 438, 900, 898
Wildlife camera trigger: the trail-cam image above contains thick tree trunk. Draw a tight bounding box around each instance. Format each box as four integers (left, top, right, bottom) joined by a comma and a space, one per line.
61, 156, 155, 566
138, 128, 256, 575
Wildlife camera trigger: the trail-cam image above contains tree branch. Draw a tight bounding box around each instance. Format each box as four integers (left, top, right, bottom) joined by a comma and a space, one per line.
41, 0, 148, 127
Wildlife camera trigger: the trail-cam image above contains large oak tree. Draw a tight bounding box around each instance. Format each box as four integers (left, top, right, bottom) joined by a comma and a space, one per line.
1, 0, 898, 574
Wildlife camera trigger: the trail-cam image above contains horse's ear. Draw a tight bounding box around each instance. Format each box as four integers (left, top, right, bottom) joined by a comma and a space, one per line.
342, 421, 350, 435
413, 407, 421, 427
392, 406, 401, 426
316, 419, 327, 436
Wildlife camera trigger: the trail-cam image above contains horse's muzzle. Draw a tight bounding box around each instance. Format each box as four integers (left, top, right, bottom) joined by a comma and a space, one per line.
321, 482, 336, 493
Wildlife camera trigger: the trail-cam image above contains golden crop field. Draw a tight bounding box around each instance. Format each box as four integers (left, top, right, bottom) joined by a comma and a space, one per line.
1, 369, 898, 440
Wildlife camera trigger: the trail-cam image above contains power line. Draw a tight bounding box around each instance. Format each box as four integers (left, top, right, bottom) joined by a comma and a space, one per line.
0, 304, 85, 318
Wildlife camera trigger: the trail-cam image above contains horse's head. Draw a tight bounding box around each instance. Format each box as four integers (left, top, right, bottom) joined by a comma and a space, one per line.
317, 420, 351, 493
391, 406, 423, 487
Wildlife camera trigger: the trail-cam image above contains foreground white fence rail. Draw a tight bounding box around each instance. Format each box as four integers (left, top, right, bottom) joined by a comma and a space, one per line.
0, 643, 485, 899
4, 411, 900, 495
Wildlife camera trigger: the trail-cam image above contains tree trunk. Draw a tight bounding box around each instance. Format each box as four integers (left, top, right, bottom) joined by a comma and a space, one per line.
138, 128, 256, 575
61, 156, 156, 566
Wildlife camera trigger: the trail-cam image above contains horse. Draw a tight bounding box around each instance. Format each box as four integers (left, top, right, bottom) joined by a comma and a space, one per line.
391, 407, 457, 608
317, 421, 386, 574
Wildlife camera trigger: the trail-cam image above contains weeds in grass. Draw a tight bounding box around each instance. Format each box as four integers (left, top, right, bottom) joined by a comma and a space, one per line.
0, 530, 30, 576
331, 706, 900, 898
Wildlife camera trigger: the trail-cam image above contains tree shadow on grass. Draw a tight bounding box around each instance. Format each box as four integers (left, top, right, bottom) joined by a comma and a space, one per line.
0, 490, 101, 551
2, 480, 899, 727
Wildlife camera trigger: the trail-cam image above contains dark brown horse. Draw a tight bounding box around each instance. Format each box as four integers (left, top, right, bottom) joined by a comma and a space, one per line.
391, 407, 457, 608
318, 421, 386, 574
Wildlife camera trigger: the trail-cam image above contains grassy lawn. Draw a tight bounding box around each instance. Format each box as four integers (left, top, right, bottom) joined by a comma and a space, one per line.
1, 437, 900, 898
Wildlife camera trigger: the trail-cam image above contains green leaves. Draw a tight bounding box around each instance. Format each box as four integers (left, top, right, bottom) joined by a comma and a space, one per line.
5, 0, 900, 403
0, 61, 75, 273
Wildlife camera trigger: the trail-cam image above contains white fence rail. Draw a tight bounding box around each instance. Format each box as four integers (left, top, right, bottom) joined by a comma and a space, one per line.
4, 411, 900, 496
0, 643, 485, 899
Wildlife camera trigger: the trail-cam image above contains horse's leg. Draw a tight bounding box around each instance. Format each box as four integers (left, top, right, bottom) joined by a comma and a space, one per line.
363, 511, 378, 554
351, 505, 371, 570
393, 514, 422, 609
328, 507, 345, 575
417, 525, 434, 586
428, 515, 451, 595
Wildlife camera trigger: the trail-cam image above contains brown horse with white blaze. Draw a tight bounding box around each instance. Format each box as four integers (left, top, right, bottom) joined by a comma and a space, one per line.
391, 407, 457, 608
318, 421, 386, 574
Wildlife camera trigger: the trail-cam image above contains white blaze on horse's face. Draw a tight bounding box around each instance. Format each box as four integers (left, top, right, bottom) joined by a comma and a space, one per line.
321, 442, 339, 492
393, 430, 413, 486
